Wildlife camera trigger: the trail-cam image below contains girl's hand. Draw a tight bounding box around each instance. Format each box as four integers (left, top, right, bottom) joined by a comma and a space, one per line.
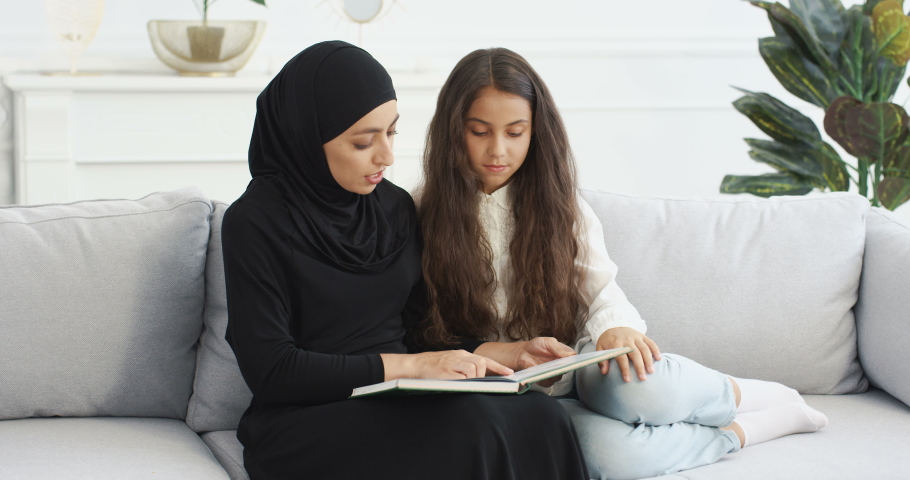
514, 337, 577, 371
519, 337, 577, 387
381, 350, 513, 381
474, 337, 576, 387
596, 327, 662, 382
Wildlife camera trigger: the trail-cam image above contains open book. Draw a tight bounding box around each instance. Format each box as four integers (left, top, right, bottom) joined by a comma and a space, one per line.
350, 346, 632, 398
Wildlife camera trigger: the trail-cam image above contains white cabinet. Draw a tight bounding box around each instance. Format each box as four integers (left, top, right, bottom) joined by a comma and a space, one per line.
2, 73, 440, 204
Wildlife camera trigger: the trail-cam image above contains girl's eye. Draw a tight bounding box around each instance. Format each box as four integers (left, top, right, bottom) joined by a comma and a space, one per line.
471, 131, 488, 137
354, 143, 371, 150
508, 132, 523, 138
387, 130, 398, 137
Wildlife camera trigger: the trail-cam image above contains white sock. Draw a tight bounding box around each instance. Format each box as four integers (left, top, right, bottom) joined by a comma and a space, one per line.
735, 402, 829, 448
732, 377, 804, 414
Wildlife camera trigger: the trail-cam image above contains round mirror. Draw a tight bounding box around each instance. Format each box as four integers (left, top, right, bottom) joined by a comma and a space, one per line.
343, 0, 383, 23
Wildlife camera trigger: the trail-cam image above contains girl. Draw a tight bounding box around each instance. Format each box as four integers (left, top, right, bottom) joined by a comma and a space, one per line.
417, 47, 829, 480
222, 41, 589, 480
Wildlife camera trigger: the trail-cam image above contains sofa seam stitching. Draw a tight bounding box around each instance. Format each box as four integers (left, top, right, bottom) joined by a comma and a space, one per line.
0, 190, 179, 209
580, 188, 867, 206
870, 209, 910, 232
0, 199, 213, 226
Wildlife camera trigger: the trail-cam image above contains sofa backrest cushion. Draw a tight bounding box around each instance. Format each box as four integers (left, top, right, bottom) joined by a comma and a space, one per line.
0, 188, 211, 420
854, 207, 910, 406
186, 202, 252, 433
580, 190, 869, 394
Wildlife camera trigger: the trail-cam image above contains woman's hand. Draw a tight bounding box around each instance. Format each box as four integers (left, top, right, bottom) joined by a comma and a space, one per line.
474, 337, 576, 387
596, 327, 662, 382
380, 350, 513, 381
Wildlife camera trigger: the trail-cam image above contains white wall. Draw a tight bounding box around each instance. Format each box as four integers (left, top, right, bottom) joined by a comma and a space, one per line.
4, 0, 907, 218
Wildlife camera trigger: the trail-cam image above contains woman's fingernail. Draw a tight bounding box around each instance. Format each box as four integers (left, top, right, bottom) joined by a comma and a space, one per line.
623, 375, 631, 382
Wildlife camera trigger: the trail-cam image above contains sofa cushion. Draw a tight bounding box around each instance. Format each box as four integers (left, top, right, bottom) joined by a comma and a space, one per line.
0, 417, 230, 479
659, 389, 910, 479
186, 202, 253, 433
0, 188, 211, 420
564, 389, 910, 480
580, 190, 868, 394
855, 207, 910, 407
202, 430, 250, 480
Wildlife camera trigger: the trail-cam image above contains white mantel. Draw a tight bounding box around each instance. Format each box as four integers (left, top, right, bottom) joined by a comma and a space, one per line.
2, 73, 442, 205
3, 74, 272, 93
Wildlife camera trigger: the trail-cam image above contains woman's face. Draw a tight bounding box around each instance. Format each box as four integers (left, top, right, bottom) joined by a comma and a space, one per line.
323, 99, 399, 195
464, 87, 533, 194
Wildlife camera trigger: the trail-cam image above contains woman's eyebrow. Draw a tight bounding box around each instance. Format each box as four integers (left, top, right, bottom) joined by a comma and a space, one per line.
352, 114, 401, 135
466, 117, 528, 126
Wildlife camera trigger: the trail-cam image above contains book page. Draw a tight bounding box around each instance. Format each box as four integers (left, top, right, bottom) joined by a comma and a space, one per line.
502, 347, 630, 383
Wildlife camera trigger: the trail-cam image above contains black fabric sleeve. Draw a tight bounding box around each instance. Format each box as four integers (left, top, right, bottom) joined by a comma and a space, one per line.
401, 277, 429, 354
222, 202, 384, 407
455, 338, 485, 353
400, 277, 484, 354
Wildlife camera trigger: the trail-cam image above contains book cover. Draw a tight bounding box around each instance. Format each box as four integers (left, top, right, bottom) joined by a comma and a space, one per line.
350, 346, 632, 398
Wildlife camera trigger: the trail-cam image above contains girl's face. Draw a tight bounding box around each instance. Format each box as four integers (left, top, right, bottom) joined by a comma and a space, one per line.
464, 87, 533, 194
323, 99, 399, 195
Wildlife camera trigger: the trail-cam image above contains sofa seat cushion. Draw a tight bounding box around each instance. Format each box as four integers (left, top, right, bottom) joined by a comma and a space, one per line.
580, 190, 869, 394
635, 389, 910, 480
0, 417, 229, 479
202, 430, 249, 480
0, 188, 212, 420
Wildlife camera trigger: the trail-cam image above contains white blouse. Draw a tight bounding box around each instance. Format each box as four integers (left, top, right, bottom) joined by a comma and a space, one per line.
478, 184, 647, 396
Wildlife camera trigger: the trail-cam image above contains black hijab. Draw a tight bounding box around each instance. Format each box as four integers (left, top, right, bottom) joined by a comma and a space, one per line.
248, 40, 409, 273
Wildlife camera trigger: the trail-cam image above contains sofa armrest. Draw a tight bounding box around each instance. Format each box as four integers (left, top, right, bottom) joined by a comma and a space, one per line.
855, 207, 910, 407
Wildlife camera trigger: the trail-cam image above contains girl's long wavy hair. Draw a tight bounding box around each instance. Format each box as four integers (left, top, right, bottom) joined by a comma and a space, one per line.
416, 48, 586, 348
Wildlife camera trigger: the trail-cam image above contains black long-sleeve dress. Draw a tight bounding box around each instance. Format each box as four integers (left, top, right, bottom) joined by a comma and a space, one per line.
223, 176, 589, 480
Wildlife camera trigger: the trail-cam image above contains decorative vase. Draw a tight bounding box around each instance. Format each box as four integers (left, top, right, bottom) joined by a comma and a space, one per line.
44, 0, 105, 75
187, 25, 225, 62
147, 20, 266, 76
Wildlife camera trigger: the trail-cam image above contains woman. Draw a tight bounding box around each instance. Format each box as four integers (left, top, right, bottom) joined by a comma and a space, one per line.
221, 41, 589, 480
417, 47, 829, 480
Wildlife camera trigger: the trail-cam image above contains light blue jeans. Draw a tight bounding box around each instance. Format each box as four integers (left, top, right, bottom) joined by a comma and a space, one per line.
563, 342, 740, 480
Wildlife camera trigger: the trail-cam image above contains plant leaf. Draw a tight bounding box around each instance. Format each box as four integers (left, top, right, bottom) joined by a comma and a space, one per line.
840, 5, 908, 102
877, 177, 910, 209
873, 56, 908, 101
744, 138, 825, 179
884, 144, 910, 175
872, 0, 910, 67
864, 0, 904, 15
743, 138, 850, 191
769, 2, 838, 75
819, 143, 851, 191
759, 37, 839, 108
824, 96, 864, 155
249, 0, 266, 5
720, 173, 816, 197
733, 89, 823, 146
844, 102, 910, 158
790, 0, 848, 62
845, 6, 879, 100
751, 1, 797, 39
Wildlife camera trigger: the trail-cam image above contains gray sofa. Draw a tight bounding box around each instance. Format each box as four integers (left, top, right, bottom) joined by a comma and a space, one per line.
0, 187, 907, 480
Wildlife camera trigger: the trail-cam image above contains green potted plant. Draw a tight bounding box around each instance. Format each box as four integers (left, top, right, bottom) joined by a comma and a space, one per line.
148, 0, 267, 76
722, 0, 910, 211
